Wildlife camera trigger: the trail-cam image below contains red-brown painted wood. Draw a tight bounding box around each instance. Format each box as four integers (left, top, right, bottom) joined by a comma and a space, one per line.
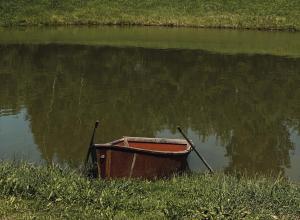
94, 137, 191, 179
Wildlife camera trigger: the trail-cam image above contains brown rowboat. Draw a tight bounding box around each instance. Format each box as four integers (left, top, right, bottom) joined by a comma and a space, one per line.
90, 136, 191, 179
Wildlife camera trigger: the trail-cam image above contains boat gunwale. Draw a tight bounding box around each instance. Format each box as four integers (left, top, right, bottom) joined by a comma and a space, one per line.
94, 137, 191, 155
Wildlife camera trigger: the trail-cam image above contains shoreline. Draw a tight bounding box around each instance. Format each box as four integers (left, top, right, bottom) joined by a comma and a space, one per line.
0, 162, 299, 219
2, 22, 298, 32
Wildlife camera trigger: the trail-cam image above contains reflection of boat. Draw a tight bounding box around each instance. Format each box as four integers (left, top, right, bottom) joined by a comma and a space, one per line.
89, 137, 191, 179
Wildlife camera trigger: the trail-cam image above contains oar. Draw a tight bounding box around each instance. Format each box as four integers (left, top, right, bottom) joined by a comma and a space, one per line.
177, 126, 214, 173
85, 121, 99, 165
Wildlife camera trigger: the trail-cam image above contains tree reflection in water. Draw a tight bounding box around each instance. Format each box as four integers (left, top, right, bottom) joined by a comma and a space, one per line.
0, 44, 299, 178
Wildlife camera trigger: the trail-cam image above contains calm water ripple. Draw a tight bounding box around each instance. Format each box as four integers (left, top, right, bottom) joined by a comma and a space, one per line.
0, 28, 300, 180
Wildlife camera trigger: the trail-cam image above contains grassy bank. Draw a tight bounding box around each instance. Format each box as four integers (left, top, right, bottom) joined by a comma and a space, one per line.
0, 0, 300, 31
0, 162, 299, 219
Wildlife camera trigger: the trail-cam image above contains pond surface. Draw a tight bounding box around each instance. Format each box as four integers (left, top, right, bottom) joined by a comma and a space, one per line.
0, 27, 300, 180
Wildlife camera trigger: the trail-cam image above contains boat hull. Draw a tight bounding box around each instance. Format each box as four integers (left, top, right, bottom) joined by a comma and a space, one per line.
94, 137, 191, 179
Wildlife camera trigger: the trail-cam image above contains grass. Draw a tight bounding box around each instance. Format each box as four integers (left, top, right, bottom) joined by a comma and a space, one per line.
0, 162, 299, 219
0, 0, 300, 30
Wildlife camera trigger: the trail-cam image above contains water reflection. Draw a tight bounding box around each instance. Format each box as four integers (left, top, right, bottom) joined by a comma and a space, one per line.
0, 108, 42, 162
0, 44, 299, 179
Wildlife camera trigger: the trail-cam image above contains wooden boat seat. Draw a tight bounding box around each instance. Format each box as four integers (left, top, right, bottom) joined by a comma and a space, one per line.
116, 140, 187, 152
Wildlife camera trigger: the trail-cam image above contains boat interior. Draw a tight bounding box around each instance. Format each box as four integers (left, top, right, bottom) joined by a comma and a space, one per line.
115, 139, 188, 152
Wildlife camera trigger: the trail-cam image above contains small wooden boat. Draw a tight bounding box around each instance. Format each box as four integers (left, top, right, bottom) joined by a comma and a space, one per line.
85, 122, 213, 179
92, 137, 191, 179
85, 122, 191, 179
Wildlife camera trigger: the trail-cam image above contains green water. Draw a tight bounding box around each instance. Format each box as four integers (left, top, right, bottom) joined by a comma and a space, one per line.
0, 27, 299, 180
1, 26, 300, 57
